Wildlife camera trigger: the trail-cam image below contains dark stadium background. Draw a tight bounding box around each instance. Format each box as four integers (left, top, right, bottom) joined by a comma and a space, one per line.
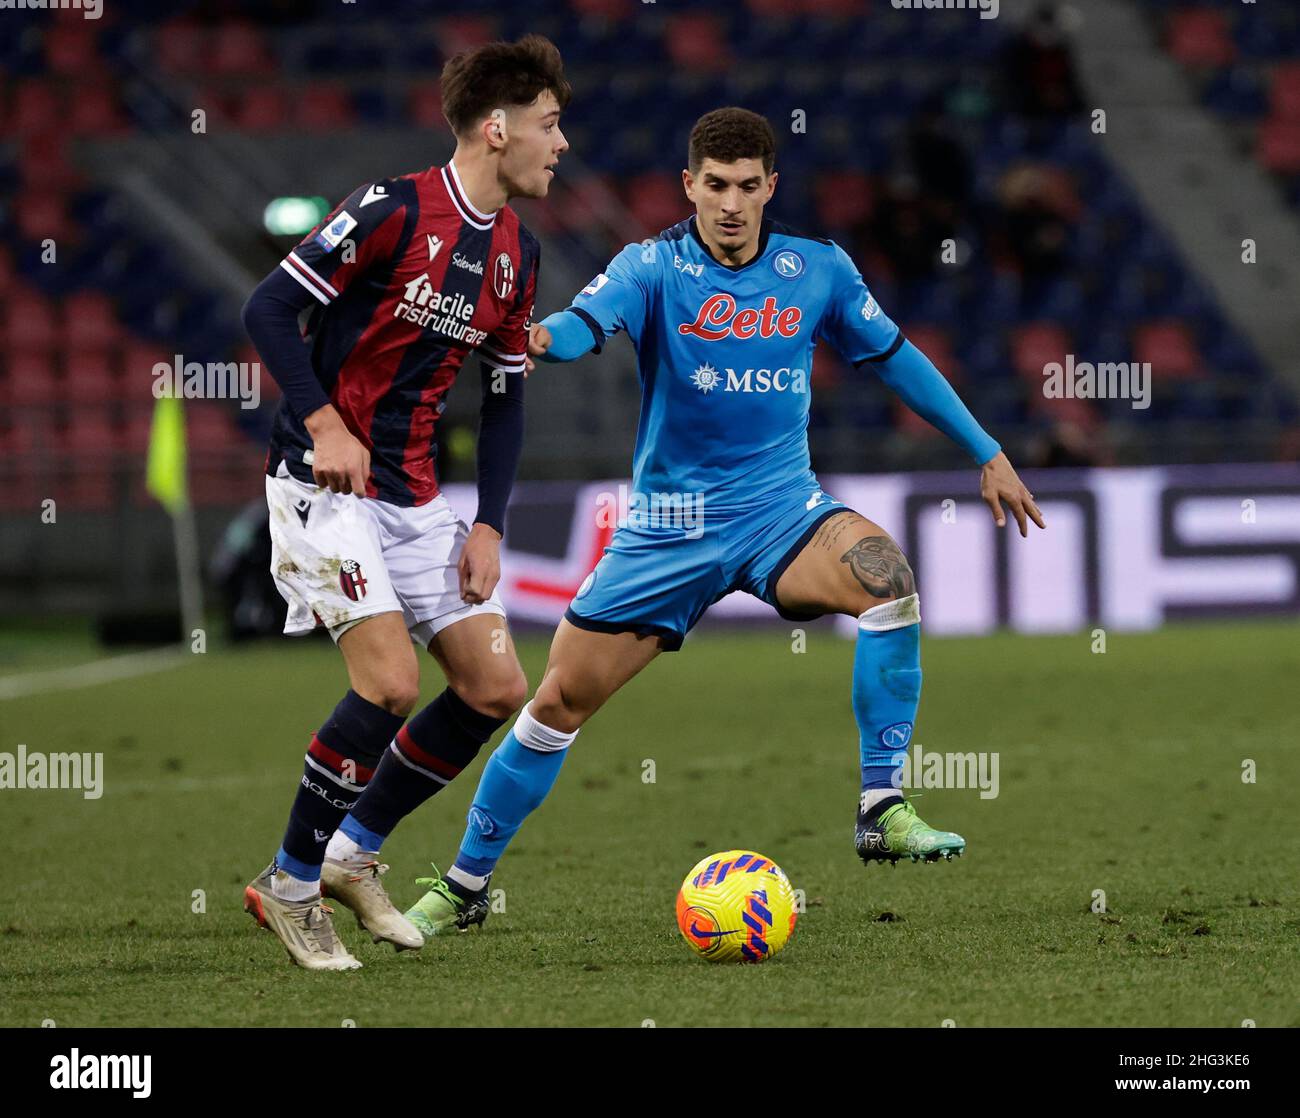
1, 0, 1297, 632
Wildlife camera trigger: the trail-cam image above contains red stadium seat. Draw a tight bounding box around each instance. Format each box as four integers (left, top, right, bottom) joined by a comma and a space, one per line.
4, 294, 59, 355
63, 292, 121, 352
408, 84, 444, 129
436, 17, 495, 57
156, 22, 203, 74
63, 352, 120, 406
624, 172, 686, 238
20, 135, 85, 191
9, 83, 62, 136
571, 0, 634, 17
211, 22, 275, 75
1257, 119, 1300, 173
233, 87, 290, 132
296, 85, 357, 130
665, 14, 732, 72
1166, 9, 1236, 68
815, 172, 875, 231
5, 354, 59, 407
1271, 64, 1300, 121
67, 86, 127, 136
1133, 321, 1203, 379
45, 23, 103, 76
187, 402, 242, 450
1010, 322, 1071, 382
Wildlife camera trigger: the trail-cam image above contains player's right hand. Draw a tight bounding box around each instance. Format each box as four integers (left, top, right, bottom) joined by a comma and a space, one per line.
525, 323, 552, 374
305, 407, 370, 496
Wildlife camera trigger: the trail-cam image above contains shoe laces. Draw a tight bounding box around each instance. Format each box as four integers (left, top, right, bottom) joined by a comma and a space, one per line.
414, 862, 462, 907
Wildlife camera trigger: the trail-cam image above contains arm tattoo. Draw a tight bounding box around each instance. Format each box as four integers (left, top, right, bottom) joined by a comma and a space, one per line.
840, 535, 915, 599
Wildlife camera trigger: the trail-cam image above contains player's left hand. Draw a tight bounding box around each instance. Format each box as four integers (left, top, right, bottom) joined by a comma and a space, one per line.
459, 522, 503, 604
980, 451, 1045, 537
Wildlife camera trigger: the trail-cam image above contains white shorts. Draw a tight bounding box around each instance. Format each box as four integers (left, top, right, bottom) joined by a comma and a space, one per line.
265, 464, 505, 646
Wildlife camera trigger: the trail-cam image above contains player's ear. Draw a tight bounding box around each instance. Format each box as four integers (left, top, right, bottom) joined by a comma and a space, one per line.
682, 168, 696, 202
483, 108, 508, 151
765, 170, 778, 202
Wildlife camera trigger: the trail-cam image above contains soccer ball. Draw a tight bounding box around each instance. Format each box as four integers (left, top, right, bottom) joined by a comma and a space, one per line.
675, 849, 798, 963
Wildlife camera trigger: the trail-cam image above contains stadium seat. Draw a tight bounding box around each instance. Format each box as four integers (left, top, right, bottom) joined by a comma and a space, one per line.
1271, 63, 1300, 121
63, 292, 121, 352
1133, 321, 1204, 379
1166, 9, 1236, 68
63, 352, 120, 406
211, 22, 275, 75
1010, 323, 1071, 382
624, 172, 687, 238
5, 354, 59, 407
44, 22, 102, 76
296, 84, 357, 130
8, 82, 61, 136
4, 293, 59, 355
233, 87, 290, 132
814, 171, 874, 231
664, 14, 732, 72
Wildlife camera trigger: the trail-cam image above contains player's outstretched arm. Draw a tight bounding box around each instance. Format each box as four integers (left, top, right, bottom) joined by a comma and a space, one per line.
871, 338, 1044, 536
525, 311, 598, 371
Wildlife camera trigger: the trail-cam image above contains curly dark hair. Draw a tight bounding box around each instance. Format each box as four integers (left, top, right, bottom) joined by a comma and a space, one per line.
440, 34, 572, 137
688, 107, 777, 174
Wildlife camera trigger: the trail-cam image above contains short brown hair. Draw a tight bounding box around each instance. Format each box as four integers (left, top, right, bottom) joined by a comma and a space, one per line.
440, 34, 572, 137
688, 107, 776, 174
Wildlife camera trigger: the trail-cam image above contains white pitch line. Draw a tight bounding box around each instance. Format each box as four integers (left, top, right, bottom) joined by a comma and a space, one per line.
0, 646, 189, 701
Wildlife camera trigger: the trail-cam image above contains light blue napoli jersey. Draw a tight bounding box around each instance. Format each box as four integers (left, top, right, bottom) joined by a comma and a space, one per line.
567, 216, 902, 517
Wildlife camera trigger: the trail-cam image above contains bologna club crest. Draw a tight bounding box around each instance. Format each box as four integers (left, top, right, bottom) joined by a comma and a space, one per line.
339, 559, 368, 601
493, 252, 515, 300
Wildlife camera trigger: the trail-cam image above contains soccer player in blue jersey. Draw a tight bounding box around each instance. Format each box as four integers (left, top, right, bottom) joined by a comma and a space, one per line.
406, 107, 1045, 935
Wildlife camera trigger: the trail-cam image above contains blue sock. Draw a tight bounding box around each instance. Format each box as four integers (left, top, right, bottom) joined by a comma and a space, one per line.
853, 594, 922, 817
448, 703, 576, 894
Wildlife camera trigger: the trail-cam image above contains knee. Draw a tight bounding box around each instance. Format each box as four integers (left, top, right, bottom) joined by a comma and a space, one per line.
367, 677, 420, 717
529, 672, 587, 734
458, 668, 528, 722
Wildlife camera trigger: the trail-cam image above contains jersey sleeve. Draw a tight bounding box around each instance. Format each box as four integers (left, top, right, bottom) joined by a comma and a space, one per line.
816, 242, 904, 365
278, 179, 410, 307
476, 232, 539, 375
565, 241, 656, 352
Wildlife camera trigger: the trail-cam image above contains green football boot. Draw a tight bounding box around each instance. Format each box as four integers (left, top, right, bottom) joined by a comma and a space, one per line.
403, 863, 491, 937
855, 798, 966, 866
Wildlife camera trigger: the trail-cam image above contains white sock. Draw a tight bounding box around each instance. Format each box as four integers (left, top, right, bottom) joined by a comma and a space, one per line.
447, 865, 490, 892
271, 868, 321, 903
325, 830, 366, 864
860, 787, 903, 815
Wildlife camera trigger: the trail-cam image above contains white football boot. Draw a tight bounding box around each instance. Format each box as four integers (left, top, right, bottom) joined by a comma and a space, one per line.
321, 856, 424, 952
243, 865, 362, 971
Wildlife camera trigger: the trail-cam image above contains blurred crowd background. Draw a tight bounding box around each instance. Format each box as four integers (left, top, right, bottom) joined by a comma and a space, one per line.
1, 0, 1298, 622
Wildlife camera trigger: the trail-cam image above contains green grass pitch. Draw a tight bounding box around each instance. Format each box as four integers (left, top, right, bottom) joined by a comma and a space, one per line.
1, 619, 1296, 1027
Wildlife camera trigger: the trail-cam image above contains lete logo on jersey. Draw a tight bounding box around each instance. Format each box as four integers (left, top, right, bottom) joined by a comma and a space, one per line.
679, 294, 801, 341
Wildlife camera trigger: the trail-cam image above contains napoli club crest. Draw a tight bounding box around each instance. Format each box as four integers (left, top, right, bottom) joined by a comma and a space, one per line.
493, 252, 515, 299
339, 559, 368, 601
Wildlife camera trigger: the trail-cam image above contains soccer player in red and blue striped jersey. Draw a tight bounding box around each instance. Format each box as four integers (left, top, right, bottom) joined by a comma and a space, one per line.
239, 35, 570, 970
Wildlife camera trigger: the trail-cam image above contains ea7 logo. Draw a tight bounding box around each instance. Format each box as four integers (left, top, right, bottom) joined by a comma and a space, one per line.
679, 294, 802, 340
673, 254, 704, 277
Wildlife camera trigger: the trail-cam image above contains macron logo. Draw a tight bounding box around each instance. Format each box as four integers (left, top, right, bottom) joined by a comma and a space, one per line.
360, 184, 387, 207
427, 234, 443, 261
